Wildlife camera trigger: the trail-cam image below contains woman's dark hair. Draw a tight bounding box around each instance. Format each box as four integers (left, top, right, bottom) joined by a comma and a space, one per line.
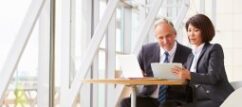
185, 14, 215, 42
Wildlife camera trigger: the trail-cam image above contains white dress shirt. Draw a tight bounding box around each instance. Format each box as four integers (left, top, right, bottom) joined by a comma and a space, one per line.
190, 43, 205, 73
151, 42, 177, 98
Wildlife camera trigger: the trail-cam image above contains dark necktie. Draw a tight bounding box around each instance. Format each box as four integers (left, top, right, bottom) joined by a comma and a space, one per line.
158, 52, 169, 103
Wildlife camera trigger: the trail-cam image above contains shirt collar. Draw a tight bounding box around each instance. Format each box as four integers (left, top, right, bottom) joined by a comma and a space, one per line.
192, 43, 205, 55
160, 42, 177, 56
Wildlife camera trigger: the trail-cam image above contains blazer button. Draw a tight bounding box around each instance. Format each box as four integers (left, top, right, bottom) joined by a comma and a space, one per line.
206, 90, 210, 94
195, 85, 199, 88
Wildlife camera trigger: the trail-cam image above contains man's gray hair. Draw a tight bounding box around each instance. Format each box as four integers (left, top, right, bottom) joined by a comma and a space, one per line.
154, 18, 177, 34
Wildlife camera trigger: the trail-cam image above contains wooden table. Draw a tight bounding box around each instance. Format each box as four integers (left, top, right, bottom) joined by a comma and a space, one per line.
82, 78, 186, 107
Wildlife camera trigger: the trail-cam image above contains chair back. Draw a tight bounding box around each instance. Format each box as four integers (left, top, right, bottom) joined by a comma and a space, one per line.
230, 81, 242, 89
220, 87, 242, 107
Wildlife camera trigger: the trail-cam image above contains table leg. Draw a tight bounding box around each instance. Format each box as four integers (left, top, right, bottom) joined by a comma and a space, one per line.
131, 86, 137, 107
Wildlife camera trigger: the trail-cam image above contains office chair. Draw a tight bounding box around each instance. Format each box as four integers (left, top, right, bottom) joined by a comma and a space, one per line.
220, 87, 242, 107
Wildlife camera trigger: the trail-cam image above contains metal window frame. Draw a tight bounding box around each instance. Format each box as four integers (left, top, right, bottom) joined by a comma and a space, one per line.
0, 0, 47, 104
60, 0, 72, 106
174, 0, 190, 42
106, 8, 117, 107
38, 0, 53, 106
63, 0, 120, 106
132, 0, 164, 54
199, 0, 205, 13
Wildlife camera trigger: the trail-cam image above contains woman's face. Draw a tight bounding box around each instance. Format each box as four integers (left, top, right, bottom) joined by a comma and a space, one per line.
187, 24, 203, 46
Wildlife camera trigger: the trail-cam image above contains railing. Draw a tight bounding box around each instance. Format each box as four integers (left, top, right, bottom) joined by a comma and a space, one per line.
3, 88, 37, 107
2, 87, 65, 107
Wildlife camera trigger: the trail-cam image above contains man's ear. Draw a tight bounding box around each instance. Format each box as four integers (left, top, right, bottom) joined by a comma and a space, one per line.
173, 33, 177, 38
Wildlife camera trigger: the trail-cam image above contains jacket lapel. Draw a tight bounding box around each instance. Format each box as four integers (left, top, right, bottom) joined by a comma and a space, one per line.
173, 43, 181, 62
187, 54, 194, 70
154, 43, 160, 62
196, 43, 210, 69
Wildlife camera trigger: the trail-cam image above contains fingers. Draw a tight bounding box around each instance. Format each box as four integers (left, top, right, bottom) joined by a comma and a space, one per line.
172, 66, 180, 72
172, 66, 184, 73
171, 67, 181, 79
171, 66, 190, 80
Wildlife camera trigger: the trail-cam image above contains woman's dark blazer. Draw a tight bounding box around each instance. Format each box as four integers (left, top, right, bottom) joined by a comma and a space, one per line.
185, 43, 234, 104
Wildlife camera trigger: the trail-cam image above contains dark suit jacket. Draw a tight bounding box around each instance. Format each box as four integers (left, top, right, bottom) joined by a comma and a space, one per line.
185, 43, 234, 105
137, 42, 192, 103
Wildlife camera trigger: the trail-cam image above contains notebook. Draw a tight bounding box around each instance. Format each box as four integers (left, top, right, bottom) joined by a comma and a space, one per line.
117, 54, 143, 79
151, 63, 182, 80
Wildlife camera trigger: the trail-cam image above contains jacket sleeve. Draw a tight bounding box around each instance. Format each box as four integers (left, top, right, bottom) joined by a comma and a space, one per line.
137, 45, 157, 96
138, 46, 145, 74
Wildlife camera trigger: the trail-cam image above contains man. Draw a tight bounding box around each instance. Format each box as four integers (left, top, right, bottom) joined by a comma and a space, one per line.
120, 18, 192, 107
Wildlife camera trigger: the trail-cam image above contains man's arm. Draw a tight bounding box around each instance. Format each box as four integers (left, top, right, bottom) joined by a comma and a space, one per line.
137, 45, 157, 96
138, 46, 145, 74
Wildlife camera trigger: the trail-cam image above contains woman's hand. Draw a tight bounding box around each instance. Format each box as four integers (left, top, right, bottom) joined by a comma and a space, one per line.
171, 66, 191, 80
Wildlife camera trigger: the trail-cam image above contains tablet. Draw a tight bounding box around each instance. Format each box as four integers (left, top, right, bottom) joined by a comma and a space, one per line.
151, 63, 182, 80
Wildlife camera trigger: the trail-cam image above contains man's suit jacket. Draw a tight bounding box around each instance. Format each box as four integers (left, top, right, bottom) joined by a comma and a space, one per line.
185, 43, 234, 105
137, 42, 192, 102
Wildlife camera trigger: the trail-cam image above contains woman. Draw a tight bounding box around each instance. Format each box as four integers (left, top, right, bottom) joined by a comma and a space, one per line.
172, 14, 234, 107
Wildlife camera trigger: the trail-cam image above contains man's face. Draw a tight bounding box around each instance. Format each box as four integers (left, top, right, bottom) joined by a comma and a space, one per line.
154, 23, 176, 51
